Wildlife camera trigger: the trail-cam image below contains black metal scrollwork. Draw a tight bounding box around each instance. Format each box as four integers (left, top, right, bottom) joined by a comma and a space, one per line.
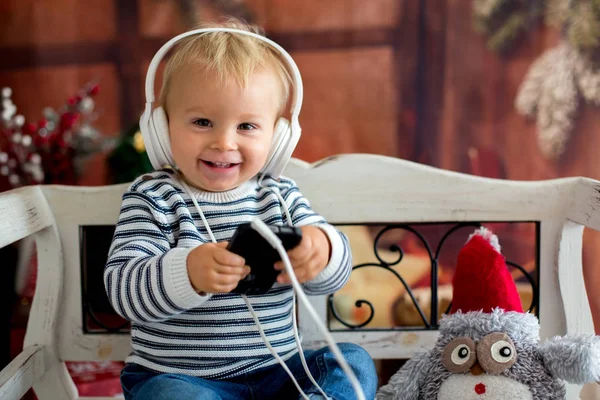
328, 223, 539, 331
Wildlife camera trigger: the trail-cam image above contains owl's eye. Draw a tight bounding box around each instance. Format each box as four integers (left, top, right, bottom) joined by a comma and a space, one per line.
477, 332, 518, 374
442, 337, 477, 373
451, 344, 472, 365
491, 341, 514, 363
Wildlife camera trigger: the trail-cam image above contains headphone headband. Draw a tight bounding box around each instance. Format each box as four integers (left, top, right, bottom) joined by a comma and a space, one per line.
144, 27, 303, 123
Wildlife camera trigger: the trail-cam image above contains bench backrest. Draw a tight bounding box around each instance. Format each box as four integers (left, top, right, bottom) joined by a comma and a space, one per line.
2, 154, 598, 399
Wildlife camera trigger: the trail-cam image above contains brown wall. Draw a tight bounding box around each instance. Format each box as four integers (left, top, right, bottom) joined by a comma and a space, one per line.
0, 0, 407, 185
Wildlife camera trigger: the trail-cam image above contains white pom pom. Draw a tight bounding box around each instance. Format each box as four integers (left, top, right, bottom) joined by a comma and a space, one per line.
42, 107, 58, 122
467, 227, 501, 252
79, 97, 95, 114
2, 100, 16, 121
14, 115, 25, 127
2, 87, 11, 98
32, 166, 44, 182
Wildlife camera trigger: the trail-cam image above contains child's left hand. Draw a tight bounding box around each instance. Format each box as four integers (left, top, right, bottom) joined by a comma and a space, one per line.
274, 226, 331, 284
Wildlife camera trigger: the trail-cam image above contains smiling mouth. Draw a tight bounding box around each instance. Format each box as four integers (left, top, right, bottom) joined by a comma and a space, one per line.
201, 160, 239, 168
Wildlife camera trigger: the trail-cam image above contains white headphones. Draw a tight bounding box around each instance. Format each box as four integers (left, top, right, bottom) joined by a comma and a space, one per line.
139, 28, 303, 180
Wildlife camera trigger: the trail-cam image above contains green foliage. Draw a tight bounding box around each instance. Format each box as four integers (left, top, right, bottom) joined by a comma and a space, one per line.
545, 0, 570, 27
472, 0, 546, 54
473, 0, 509, 34
487, 12, 529, 52
568, 1, 600, 53
106, 123, 153, 184
474, 0, 600, 55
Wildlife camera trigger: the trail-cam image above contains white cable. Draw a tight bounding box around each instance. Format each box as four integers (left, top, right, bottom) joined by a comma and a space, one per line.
271, 186, 293, 227
291, 293, 330, 399
180, 177, 361, 399
242, 295, 311, 400
179, 178, 314, 397
180, 187, 309, 396
250, 217, 366, 400
178, 177, 217, 243
270, 185, 329, 397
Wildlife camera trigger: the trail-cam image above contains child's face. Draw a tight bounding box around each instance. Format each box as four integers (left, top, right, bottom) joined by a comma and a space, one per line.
166, 65, 283, 192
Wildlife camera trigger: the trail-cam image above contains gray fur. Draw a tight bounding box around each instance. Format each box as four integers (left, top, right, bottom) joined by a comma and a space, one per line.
439, 308, 540, 344
376, 352, 430, 400
376, 309, 576, 399
539, 335, 600, 384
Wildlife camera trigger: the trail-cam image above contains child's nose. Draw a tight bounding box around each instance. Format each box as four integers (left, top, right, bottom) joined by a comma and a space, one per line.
211, 130, 237, 151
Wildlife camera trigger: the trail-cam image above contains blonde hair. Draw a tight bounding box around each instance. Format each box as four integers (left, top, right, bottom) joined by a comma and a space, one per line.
159, 19, 292, 115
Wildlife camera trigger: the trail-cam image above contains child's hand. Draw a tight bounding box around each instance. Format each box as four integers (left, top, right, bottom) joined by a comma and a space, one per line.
187, 242, 250, 294
274, 226, 331, 284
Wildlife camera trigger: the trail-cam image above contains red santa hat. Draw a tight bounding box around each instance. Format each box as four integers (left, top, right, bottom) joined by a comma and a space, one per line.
450, 227, 523, 314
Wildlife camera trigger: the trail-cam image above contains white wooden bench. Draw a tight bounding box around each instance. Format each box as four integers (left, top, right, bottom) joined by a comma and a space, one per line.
1, 153, 599, 399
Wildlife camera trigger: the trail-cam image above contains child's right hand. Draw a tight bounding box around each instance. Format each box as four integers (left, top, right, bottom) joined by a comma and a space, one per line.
187, 242, 250, 294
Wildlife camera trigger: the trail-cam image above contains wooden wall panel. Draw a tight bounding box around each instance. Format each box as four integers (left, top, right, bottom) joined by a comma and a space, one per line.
139, 0, 401, 36
558, 104, 600, 180
253, 0, 401, 32
0, 65, 120, 135
139, 0, 217, 37
292, 47, 400, 161
436, 0, 560, 178
0, 0, 116, 47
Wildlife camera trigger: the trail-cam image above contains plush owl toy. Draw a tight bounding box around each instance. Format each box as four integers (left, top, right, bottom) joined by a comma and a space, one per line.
376, 227, 600, 400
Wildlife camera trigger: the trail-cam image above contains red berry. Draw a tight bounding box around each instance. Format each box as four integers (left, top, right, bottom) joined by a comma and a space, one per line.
89, 84, 100, 96
60, 112, 79, 130
25, 123, 37, 133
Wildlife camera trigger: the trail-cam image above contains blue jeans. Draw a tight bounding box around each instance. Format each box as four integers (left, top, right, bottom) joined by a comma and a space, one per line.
120, 343, 377, 400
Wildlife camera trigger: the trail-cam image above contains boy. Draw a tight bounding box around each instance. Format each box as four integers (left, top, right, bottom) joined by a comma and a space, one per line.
104, 20, 377, 400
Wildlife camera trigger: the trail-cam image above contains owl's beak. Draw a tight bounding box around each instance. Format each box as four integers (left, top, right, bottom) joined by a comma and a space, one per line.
470, 360, 484, 376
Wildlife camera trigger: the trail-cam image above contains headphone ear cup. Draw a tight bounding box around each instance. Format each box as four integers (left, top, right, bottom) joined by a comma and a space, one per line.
262, 117, 291, 177
271, 118, 300, 179
150, 107, 174, 168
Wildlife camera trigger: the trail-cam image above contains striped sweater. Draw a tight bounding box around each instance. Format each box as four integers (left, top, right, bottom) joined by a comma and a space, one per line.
104, 170, 352, 379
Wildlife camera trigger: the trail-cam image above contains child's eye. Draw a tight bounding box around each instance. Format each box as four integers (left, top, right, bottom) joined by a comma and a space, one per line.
238, 123, 256, 131
193, 119, 212, 127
